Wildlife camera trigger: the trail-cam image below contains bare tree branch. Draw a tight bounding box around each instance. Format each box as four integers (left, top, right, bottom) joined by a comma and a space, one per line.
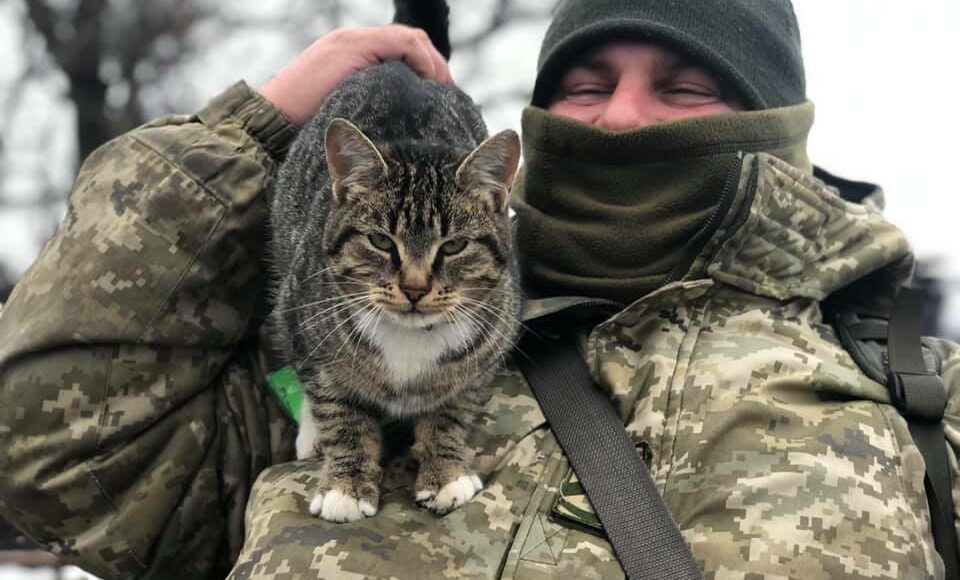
478, 88, 531, 110
23, 0, 111, 159
0, 63, 41, 159
2, 0, 558, 290
454, 0, 550, 50
21, 0, 56, 53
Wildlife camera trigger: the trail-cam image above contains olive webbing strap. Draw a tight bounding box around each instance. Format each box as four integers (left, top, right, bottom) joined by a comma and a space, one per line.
887, 288, 959, 580
517, 328, 703, 580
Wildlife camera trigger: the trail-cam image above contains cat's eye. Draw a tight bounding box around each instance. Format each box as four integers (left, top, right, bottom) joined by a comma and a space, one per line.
368, 233, 395, 252
440, 239, 468, 256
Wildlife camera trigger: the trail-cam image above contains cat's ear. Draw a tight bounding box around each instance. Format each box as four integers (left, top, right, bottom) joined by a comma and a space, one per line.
325, 118, 388, 200
455, 130, 521, 212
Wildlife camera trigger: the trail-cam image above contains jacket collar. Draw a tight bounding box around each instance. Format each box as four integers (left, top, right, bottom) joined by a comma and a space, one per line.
522, 153, 914, 320
690, 152, 913, 302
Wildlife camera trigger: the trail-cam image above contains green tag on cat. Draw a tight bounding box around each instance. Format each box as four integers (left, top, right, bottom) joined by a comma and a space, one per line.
267, 365, 304, 424
266, 366, 402, 429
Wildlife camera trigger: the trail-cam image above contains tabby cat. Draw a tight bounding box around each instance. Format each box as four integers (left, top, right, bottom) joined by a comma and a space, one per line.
268, 0, 523, 523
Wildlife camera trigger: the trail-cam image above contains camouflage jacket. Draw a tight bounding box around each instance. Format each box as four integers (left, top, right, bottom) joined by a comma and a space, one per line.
1, 82, 959, 580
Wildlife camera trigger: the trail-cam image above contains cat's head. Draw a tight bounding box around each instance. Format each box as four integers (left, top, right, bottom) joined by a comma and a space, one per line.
317, 118, 521, 329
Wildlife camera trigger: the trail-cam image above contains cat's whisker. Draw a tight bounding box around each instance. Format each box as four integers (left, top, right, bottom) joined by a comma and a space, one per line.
443, 309, 479, 384
336, 307, 368, 358
455, 288, 523, 306
326, 272, 379, 286
457, 296, 527, 334
295, 298, 373, 342
456, 314, 500, 349
457, 292, 517, 306
456, 283, 518, 292
449, 308, 483, 387
351, 304, 383, 369
297, 301, 379, 370
300, 266, 339, 283
453, 302, 525, 363
458, 297, 529, 336
455, 287, 518, 298
444, 309, 470, 345
468, 316, 532, 366
451, 304, 501, 346
337, 301, 380, 360
450, 305, 508, 383
278, 291, 371, 314
299, 267, 379, 289
295, 294, 372, 330
308, 280, 378, 291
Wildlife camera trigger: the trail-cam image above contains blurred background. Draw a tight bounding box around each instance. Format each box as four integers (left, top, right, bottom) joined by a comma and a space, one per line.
0, 0, 957, 577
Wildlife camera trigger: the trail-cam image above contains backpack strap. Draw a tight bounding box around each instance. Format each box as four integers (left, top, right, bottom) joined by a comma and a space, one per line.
517, 323, 703, 580
830, 288, 958, 579
887, 288, 959, 579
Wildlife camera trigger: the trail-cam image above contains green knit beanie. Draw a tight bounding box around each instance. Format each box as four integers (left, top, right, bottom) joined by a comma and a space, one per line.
532, 0, 806, 110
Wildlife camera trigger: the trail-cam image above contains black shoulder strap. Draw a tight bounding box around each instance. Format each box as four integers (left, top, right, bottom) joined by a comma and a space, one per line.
517, 326, 703, 580
887, 288, 959, 579
830, 287, 958, 578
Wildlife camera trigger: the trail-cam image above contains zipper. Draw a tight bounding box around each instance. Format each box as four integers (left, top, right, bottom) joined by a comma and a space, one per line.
661, 153, 750, 287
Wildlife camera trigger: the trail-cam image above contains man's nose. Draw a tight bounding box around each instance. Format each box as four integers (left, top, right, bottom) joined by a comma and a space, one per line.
595, 82, 659, 131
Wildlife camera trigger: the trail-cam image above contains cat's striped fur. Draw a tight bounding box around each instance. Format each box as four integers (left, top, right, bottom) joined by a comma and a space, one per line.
267, 0, 522, 522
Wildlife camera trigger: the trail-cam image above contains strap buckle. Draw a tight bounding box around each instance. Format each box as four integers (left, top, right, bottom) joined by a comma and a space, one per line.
888, 371, 946, 423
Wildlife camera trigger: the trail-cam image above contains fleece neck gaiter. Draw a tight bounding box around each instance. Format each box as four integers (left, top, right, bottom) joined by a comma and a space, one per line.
510, 102, 814, 304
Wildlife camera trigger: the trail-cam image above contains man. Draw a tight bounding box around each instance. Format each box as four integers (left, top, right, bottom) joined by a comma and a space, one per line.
1, 1, 956, 579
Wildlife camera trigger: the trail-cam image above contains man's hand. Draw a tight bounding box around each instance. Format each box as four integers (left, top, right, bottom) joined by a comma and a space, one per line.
260, 24, 453, 127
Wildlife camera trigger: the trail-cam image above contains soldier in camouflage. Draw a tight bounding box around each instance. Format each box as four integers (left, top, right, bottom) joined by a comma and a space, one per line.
1, 0, 958, 579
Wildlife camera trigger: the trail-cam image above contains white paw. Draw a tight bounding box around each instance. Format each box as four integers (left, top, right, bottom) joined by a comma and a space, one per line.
295, 402, 319, 460
417, 474, 483, 514
308, 489, 378, 523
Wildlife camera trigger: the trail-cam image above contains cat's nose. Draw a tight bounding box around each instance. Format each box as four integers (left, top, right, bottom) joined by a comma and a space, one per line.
401, 284, 430, 303
400, 271, 432, 304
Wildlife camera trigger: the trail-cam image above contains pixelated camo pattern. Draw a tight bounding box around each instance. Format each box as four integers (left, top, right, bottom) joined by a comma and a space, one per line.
1, 85, 959, 579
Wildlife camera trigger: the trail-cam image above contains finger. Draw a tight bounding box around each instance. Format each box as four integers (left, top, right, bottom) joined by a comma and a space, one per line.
364, 25, 452, 84
428, 41, 453, 85
414, 28, 452, 84
369, 26, 435, 80
389, 26, 452, 83
405, 34, 442, 82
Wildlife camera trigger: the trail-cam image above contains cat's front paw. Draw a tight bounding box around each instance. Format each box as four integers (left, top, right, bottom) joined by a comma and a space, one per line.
295, 402, 320, 460
309, 486, 378, 523
415, 473, 483, 515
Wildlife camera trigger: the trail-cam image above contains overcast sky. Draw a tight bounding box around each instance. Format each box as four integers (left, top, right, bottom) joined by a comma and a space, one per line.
790, 0, 960, 333
1, 0, 958, 333
793, 0, 959, 267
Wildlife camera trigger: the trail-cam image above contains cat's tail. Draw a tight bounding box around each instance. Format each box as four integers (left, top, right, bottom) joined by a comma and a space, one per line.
393, 0, 451, 61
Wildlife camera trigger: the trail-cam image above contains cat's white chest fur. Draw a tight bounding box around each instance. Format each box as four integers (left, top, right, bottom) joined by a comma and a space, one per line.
364, 318, 473, 386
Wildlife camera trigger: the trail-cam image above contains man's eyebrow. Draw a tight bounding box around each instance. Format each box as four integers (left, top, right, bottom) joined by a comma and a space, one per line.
567, 53, 703, 75
665, 55, 700, 73
567, 56, 614, 75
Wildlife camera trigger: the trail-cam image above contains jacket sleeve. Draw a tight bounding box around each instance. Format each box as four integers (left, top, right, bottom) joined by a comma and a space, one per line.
0, 82, 297, 579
